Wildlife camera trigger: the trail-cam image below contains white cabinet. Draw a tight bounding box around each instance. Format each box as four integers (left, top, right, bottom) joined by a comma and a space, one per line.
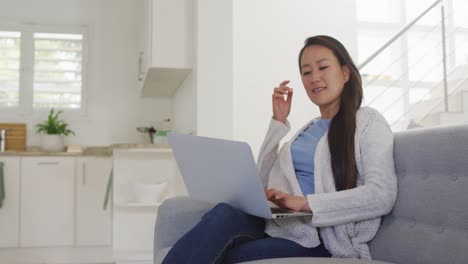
0, 155, 115, 264
0, 157, 20, 248
149, 0, 193, 69
75, 157, 112, 246
20, 157, 75, 247
5, 155, 113, 249
140, 0, 194, 97
112, 148, 186, 263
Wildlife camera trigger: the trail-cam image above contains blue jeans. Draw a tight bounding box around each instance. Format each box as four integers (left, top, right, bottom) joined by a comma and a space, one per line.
162, 203, 331, 264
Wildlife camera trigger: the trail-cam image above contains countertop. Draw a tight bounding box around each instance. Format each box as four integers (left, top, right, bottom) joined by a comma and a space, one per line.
0, 144, 171, 157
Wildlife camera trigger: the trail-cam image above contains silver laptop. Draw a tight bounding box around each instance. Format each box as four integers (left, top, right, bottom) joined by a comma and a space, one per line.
168, 132, 313, 219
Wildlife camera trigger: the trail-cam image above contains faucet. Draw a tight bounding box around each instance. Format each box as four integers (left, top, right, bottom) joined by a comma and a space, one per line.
136, 126, 157, 144
0, 129, 6, 152
147, 127, 156, 144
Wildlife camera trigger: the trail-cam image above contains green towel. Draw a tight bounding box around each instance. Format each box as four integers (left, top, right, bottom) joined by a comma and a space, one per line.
103, 168, 113, 210
0, 161, 4, 208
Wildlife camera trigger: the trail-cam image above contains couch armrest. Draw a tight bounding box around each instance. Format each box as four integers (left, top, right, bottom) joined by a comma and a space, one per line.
154, 196, 214, 256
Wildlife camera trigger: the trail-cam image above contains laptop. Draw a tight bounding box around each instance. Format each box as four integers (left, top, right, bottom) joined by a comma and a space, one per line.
168, 132, 313, 219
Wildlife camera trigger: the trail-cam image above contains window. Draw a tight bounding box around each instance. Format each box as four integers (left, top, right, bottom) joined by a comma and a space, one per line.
0, 31, 21, 107
0, 24, 87, 113
33, 33, 83, 108
455, 33, 468, 66
356, 0, 401, 23
453, 0, 468, 28
405, 0, 440, 26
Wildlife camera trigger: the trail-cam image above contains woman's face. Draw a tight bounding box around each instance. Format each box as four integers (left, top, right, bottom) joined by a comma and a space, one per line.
300, 45, 349, 111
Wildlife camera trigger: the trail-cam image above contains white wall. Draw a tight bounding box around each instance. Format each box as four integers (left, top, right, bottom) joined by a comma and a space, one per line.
187, 0, 358, 157
173, 72, 197, 135
196, 0, 234, 139
172, 0, 197, 135
232, 0, 358, 157
0, 0, 171, 146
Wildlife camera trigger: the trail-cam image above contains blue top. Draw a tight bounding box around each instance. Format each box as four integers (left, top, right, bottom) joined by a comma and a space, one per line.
291, 118, 331, 195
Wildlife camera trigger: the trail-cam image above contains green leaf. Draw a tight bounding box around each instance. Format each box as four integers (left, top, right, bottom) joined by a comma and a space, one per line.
35, 108, 75, 136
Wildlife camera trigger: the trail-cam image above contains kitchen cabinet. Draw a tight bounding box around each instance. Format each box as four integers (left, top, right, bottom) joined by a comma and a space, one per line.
139, 0, 194, 97
0, 157, 21, 248
112, 148, 186, 263
75, 157, 112, 246
20, 157, 75, 247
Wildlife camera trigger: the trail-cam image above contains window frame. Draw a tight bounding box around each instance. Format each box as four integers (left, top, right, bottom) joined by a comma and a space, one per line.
0, 22, 88, 116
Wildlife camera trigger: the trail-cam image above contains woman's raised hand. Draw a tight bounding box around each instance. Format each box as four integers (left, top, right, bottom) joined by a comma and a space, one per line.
272, 80, 293, 124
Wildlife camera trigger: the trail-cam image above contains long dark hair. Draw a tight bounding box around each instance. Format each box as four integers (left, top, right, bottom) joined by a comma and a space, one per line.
298, 35, 363, 191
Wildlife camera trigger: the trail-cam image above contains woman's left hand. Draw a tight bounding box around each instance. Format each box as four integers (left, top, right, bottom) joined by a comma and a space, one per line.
265, 188, 312, 212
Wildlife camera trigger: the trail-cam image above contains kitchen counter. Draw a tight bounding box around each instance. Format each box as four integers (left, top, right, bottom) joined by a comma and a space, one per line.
0, 144, 171, 157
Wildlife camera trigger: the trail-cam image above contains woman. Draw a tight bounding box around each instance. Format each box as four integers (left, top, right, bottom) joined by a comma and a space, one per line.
162, 35, 397, 263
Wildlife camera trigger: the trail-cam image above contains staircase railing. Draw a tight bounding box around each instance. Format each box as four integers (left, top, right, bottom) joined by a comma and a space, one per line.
356, 0, 465, 130
378, 27, 460, 117
358, 0, 443, 69
363, 20, 453, 108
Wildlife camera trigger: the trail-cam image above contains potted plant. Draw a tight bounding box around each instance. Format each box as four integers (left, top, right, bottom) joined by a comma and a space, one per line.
36, 108, 75, 152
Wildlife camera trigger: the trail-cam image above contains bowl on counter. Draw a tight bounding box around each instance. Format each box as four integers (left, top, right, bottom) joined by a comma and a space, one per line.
131, 180, 168, 204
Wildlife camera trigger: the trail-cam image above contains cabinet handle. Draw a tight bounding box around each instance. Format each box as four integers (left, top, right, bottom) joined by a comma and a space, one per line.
82, 163, 86, 185
138, 51, 145, 81
37, 161, 59, 166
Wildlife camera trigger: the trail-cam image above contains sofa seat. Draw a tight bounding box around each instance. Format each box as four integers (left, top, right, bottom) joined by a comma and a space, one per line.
156, 246, 391, 264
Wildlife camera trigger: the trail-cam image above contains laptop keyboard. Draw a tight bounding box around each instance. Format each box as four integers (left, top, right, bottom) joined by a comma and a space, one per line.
270, 207, 293, 214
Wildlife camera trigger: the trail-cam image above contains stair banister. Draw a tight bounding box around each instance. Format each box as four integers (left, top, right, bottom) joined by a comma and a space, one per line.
358, 0, 443, 70
441, 4, 449, 112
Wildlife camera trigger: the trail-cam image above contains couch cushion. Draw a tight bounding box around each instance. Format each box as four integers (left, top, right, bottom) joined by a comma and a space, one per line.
155, 247, 171, 264
239, 258, 391, 264
156, 247, 391, 264
242, 258, 389, 264
369, 125, 468, 264
154, 197, 213, 256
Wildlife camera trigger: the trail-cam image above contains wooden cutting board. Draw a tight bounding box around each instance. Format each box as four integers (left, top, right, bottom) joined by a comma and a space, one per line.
0, 123, 26, 151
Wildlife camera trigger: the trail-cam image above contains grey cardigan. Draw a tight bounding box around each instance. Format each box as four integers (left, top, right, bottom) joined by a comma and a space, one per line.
257, 107, 398, 259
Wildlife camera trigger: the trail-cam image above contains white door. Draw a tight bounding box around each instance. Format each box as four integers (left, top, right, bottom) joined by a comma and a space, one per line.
75, 157, 112, 246
0, 157, 20, 248
20, 157, 75, 247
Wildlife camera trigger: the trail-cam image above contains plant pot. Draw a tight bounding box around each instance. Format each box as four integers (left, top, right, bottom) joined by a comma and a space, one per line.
40, 134, 65, 152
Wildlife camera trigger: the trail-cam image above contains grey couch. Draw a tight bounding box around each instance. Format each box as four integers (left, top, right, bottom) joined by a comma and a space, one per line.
154, 124, 468, 264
